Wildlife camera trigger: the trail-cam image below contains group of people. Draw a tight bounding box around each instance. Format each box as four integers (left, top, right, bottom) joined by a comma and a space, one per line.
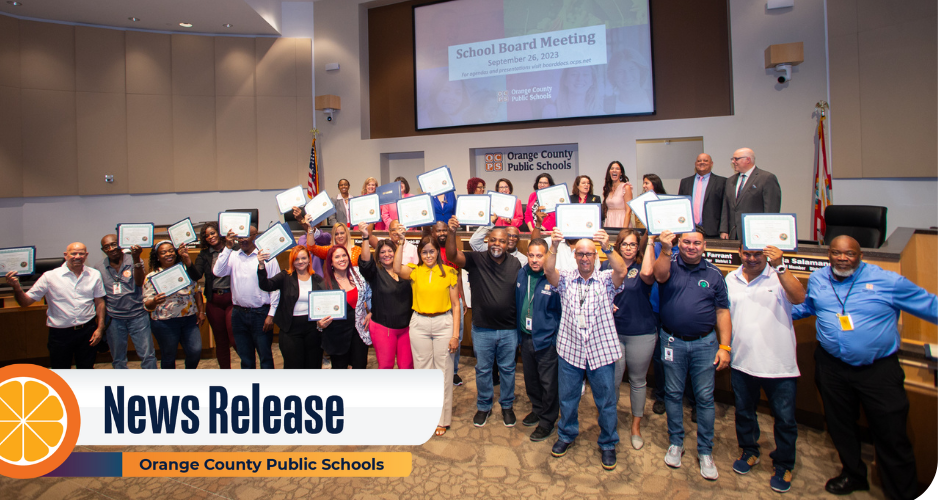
5, 148, 935, 499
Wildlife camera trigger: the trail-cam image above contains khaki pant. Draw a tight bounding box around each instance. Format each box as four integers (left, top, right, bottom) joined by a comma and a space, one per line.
410, 312, 455, 427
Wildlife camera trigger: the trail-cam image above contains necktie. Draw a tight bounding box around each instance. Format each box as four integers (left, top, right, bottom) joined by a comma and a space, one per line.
736, 173, 747, 199
693, 176, 704, 224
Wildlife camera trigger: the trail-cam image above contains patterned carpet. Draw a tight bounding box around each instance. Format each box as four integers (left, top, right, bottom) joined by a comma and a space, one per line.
0, 347, 887, 499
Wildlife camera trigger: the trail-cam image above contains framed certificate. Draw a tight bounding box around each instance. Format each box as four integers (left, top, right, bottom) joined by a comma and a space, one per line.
167, 218, 197, 247
396, 194, 435, 228
627, 190, 659, 228
377, 181, 402, 206
117, 223, 154, 249
488, 191, 517, 219
456, 195, 491, 226
417, 166, 455, 196
276, 185, 307, 214
0, 246, 36, 276
742, 213, 798, 251
349, 194, 381, 225
304, 190, 336, 227
555, 204, 601, 239
308, 290, 347, 321
535, 183, 569, 213
644, 197, 695, 235
149, 263, 192, 296
219, 212, 252, 238
255, 222, 296, 261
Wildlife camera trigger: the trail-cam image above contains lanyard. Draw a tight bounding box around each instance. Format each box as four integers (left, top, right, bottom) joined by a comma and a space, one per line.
578, 279, 591, 308
828, 266, 861, 315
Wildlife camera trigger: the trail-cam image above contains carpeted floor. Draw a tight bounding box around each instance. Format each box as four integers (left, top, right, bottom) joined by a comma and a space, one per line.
0, 347, 887, 499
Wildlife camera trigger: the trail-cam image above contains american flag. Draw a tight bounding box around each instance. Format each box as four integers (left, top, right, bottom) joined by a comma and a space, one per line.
307, 135, 319, 198
812, 108, 832, 242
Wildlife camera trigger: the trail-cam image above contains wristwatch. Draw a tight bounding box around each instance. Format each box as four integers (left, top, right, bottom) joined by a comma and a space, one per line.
601, 246, 613, 255
775, 264, 787, 274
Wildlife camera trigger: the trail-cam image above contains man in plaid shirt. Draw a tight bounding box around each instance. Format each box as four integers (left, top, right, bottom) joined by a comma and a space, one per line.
544, 227, 627, 471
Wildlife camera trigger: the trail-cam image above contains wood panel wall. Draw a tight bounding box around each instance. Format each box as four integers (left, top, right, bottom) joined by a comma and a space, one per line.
0, 17, 313, 197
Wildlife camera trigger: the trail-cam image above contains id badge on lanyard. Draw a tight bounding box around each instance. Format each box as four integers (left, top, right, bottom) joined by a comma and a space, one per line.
838, 314, 854, 331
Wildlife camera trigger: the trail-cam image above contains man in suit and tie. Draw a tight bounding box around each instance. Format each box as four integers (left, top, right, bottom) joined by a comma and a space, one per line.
678, 154, 727, 238
720, 148, 782, 240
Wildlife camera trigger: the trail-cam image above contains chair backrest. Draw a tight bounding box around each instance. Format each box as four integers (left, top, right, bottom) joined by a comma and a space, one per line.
823, 205, 887, 248
283, 210, 303, 231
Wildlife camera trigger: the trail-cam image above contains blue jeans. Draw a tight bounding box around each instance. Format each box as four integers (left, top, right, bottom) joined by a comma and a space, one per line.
471, 326, 517, 410
731, 369, 798, 470
106, 314, 156, 369
150, 315, 202, 369
557, 357, 618, 450
231, 306, 274, 369
661, 330, 717, 455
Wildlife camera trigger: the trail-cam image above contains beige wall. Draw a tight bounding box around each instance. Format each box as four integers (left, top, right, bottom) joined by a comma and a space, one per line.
0, 18, 313, 197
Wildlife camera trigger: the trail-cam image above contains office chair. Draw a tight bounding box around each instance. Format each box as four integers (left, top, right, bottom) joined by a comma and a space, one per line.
823, 205, 887, 248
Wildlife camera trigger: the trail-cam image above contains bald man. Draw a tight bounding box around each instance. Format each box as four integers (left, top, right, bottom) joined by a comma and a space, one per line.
6, 242, 106, 369
794, 236, 937, 498
678, 153, 727, 238
720, 148, 782, 240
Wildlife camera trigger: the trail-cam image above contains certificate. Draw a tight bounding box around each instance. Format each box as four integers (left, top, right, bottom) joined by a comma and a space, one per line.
377, 181, 402, 206
456, 195, 491, 226
396, 194, 435, 228
555, 204, 601, 239
417, 166, 455, 196
255, 222, 296, 261
167, 218, 197, 247
0, 246, 35, 276
149, 263, 192, 296
644, 197, 695, 235
304, 190, 336, 227
276, 185, 307, 214
535, 183, 569, 213
627, 190, 659, 227
488, 191, 517, 219
117, 223, 154, 248
349, 194, 381, 225
308, 290, 347, 321
742, 213, 798, 251
219, 212, 252, 238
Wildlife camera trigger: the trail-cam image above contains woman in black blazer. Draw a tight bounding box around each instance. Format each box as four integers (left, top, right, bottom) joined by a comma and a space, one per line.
571, 175, 602, 204
256, 246, 327, 368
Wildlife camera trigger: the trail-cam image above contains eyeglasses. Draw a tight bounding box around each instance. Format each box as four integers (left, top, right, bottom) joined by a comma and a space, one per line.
575, 252, 596, 259
730, 156, 750, 162
620, 242, 638, 249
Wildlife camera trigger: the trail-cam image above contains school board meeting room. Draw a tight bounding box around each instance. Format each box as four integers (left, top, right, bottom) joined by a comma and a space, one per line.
0, 0, 936, 499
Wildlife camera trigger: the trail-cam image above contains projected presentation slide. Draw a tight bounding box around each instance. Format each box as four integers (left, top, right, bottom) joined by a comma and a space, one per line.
414, 0, 654, 130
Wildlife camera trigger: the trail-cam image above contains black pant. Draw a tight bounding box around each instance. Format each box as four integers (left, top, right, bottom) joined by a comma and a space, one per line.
280, 316, 323, 369
330, 332, 369, 369
48, 322, 98, 369
520, 336, 559, 429
814, 346, 917, 500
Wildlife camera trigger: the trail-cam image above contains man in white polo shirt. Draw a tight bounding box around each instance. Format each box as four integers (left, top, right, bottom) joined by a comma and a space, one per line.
725, 244, 805, 493
6, 242, 106, 369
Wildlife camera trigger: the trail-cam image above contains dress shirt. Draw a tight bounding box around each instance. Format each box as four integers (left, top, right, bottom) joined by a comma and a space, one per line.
468, 225, 528, 266
26, 264, 105, 328
399, 239, 419, 266
735, 166, 754, 198
692, 173, 711, 224
212, 247, 280, 316
552, 268, 624, 370
726, 264, 799, 377
793, 262, 938, 366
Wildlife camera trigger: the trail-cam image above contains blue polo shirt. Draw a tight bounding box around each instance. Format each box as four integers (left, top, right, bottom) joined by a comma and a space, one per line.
601, 260, 657, 336
793, 262, 937, 366
515, 265, 562, 351
658, 254, 729, 337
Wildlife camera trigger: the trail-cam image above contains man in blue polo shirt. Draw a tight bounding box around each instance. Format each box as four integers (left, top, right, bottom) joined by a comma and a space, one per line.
515, 237, 561, 442
653, 228, 732, 481
793, 236, 937, 499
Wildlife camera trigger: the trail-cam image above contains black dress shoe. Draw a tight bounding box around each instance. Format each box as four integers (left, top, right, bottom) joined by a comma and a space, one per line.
551, 439, 574, 457
522, 412, 539, 427
530, 426, 554, 442
652, 400, 666, 415
825, 474, 869, 495
601, 449, 617, 470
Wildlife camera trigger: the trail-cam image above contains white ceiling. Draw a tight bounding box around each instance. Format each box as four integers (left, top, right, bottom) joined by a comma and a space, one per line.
0, 0, 299, 36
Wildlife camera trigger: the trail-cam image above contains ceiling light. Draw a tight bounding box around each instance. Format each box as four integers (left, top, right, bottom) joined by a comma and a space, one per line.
7, 1, 23, 6
223, 23, 232, 28
128, 17, 139, 22
179, 22, 193, 28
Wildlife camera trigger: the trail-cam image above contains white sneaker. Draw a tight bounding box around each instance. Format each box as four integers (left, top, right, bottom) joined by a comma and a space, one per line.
699, 454, 719, 480
664, 445, 684, 468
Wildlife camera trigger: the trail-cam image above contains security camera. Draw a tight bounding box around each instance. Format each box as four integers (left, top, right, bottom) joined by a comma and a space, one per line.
326, 115, 332, 122
775, 63, 792, 84
323, 108, 335, 122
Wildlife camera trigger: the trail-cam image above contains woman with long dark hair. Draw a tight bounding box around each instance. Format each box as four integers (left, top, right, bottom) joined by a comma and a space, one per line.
193, 222, 236, 368
360, 224, 414, 369
142, 241, 204, 369
318, 245, 372, 369
642, 173, 667, 195
602, 161, 634, 227
525, 173, 557, 232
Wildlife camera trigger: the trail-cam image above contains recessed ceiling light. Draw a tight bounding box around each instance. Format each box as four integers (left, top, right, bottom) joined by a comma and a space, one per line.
128, 17, 140, 22
179, 22, 193, 28
7, 1, 23, 6
223, 23, 232, 28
